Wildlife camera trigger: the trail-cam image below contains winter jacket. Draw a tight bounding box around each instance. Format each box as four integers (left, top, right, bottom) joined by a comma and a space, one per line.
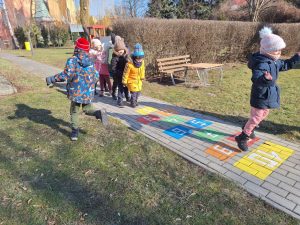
111, 50, 130, 83
248, 52, 300, 109
54, 50, 99, 104
89, 48, 104, 73
122, 61, 145, 92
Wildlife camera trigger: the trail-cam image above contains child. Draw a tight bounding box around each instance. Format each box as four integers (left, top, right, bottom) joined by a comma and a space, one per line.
122, 43, 145, 108
89, 38, 103, 95
97, 40, 112, 97
46, 37, 109, 140
235, 27, 300, 151
111, 37, 131, 106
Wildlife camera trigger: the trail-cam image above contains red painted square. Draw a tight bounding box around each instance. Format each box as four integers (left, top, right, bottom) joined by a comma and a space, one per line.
137, 114, 161, 124
227, 132, 260, 146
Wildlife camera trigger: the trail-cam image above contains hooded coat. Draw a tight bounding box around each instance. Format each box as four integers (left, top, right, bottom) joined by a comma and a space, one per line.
122, 61, 145, 92
54, 50, 99, 104
248, 52, 300, 109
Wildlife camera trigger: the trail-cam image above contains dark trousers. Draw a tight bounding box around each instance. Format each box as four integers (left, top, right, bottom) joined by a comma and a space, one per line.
112, 80, 118, 97
70, 101, 96, 129
117, 83, 129, 104
131, 92, 141, 105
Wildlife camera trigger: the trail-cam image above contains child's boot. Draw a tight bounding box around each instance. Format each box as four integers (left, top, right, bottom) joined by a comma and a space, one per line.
70, 128, 79, 141
235, 132, 249, 151
95, 109, 109, 127
99, 90, 104, 97
242, 124, 256, 139
45, 76, 55, 87
112, 94, 117, 100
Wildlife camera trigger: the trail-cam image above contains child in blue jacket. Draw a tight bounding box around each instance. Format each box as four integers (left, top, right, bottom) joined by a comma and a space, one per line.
46, 38, 108, 141
235, 27, 300, 151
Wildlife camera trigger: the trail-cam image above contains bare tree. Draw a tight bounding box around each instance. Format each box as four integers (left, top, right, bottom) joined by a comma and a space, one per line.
245, 0, 275, 21
80, 0, 90, 40
120, 0, 147, 17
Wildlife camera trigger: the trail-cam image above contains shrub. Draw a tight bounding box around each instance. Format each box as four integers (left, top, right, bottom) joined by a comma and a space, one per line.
14, 26, 27, 49
113, 18, 300, 76
49, 25, 69, 47
41, 26, 49, 47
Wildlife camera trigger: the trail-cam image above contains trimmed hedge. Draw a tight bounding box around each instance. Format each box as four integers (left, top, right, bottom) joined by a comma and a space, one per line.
113, 18, 300, 75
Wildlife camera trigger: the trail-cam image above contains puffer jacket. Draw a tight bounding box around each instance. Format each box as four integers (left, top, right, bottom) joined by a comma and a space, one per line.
111, 50, 130, 83
248, 52, 300, 109
55, 50, 99, 104
122, 61, 145, 92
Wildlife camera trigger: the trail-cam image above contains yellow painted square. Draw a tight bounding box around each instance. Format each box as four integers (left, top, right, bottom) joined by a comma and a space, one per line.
234, 162, 258, 176
238, 158, 253, 166
249, 163, 272, 175
136, 107, 158, 115
234, 142, 294, 180
256, 172, 269, 180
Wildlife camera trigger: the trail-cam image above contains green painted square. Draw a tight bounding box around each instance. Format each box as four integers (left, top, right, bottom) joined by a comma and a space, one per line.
195, 128, 226, 142
162, 115, 186, 124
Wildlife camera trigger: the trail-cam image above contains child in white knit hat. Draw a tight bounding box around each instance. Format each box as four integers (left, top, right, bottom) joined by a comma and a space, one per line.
235, 26, 300, 151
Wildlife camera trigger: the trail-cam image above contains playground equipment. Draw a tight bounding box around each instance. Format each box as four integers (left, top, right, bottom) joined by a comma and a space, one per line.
87, 25, 106, 39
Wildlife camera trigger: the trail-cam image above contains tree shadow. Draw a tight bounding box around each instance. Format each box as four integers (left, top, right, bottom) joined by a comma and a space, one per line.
0, 129, 167, 224
8, 103, 71, 137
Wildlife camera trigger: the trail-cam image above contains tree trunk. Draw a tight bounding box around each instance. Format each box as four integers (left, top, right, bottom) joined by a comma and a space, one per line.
2, 0, 20, 49
80, 0, 90, 41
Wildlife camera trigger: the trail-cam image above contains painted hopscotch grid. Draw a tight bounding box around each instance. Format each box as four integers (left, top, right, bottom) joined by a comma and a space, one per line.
136, 106, 158, 115
234, 141, 294, 180
228, 132, 260, 147
205, 142, 241, 161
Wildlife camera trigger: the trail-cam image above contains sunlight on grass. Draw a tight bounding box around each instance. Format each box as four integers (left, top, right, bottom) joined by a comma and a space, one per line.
0, 58, 299, 224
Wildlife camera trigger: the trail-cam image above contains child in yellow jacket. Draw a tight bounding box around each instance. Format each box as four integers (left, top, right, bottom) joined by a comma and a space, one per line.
122, 43, 145, 108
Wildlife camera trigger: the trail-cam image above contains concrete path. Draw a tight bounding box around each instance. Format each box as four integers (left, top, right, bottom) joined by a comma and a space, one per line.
1, 52, 300, 220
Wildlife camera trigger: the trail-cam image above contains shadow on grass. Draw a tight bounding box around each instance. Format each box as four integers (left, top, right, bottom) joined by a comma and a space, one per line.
0, 130, 156, 224
8, 104, 71, 137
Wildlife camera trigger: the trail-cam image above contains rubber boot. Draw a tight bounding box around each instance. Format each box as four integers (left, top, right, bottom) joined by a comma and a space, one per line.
235, 132, 250, 151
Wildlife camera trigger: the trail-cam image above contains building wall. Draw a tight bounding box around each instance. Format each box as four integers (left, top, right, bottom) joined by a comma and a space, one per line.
0, 0, 78, 48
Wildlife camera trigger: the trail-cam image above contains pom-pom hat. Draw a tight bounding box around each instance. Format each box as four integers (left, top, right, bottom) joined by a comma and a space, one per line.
259, 27, 286, 54
91, 38, 102, 48
132, 43, 144, 57
75, 37, 90, 52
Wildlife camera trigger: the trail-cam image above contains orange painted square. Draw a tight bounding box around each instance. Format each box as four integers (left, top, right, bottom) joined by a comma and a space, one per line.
205, 142, 241, 161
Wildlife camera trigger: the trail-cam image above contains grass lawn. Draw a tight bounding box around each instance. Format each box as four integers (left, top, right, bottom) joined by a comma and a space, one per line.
4, 48, 300, 143
0, 55, 299, 224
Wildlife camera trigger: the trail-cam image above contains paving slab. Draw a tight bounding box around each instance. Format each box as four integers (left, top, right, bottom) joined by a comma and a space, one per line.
1, 52, 300, 220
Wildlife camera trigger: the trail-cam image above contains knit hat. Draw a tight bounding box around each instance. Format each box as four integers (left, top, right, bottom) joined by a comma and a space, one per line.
91, 38, 102, 48
114, 36, 126, 51
132, 43, 144, 57
259, 27, 286, 54
75, 37, 90, 52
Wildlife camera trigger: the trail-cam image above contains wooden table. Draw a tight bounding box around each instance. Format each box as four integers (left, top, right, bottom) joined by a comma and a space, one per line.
184, 63, 224, 86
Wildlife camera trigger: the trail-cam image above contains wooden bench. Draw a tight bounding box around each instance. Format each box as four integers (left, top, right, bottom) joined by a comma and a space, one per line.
157, 55, 191, 85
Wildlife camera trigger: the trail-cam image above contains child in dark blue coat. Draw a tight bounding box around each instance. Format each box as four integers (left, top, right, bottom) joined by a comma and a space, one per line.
236, 27, 300, 151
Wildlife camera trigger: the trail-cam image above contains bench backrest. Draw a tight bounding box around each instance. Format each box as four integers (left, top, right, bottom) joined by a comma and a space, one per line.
157, 55, 191, 73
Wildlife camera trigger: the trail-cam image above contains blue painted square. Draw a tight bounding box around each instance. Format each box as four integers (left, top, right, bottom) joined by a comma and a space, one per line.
164, 125, 192, 139
186, 118, 212, 129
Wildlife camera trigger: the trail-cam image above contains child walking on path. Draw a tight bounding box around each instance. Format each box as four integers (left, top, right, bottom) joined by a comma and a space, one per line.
111, 37, 131, 106
123, 43, 145, 108
97, 40, 112, 97
89, 38, 104, 95
46, 38, 109, 140
235, 27, 300, 151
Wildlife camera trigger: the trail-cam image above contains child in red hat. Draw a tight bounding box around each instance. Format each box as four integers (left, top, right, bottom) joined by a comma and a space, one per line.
45, 37, 109, 141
